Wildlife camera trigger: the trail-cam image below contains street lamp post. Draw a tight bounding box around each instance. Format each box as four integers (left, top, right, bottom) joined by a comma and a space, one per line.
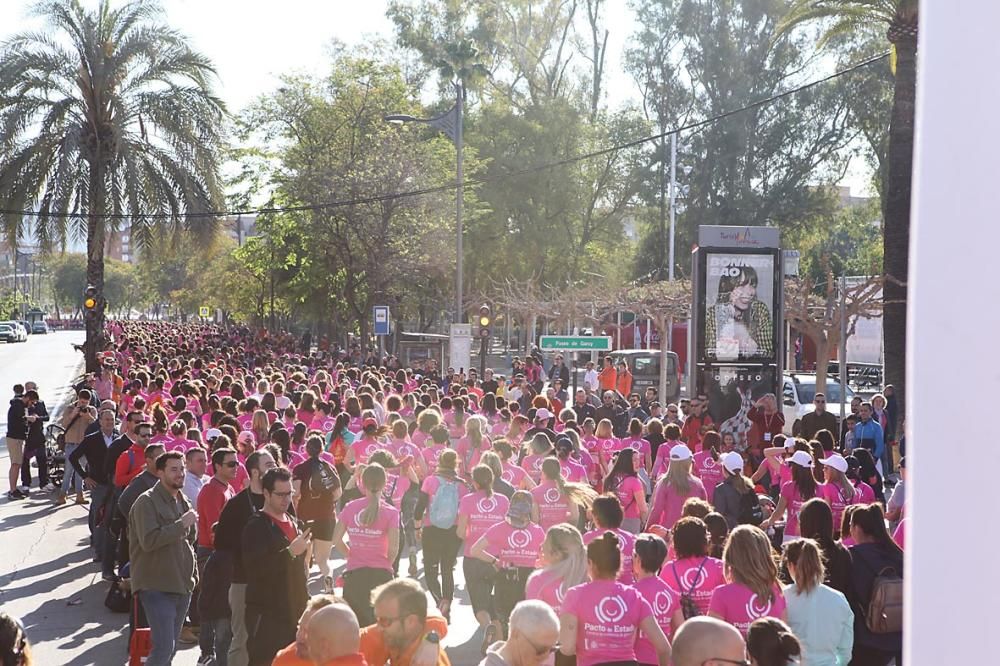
386, 82, 465, 323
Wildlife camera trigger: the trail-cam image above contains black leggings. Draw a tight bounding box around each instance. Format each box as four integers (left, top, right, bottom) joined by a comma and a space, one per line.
421, 525, 461, 602
343, 567, 393, 627
463, 556, 497, 617
494, 566, 532, 633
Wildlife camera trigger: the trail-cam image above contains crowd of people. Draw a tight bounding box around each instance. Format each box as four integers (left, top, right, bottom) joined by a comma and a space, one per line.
1, 320, 907, 666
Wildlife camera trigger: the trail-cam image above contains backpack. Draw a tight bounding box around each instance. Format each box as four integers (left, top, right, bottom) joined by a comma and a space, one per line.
307, 460, 339, 499
429, 476, 460, 528
673, 558, 708, 620
856, 551, 904, 634
737, 489, 764, 526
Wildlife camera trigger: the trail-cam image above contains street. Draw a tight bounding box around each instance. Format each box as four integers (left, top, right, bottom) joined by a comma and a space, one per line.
0, 332, 484, 665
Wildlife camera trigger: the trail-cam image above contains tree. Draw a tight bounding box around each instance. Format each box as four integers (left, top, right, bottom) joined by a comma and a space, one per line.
43, 252, 87, 318
776, 0, 918, 441
0, 0, 225, 370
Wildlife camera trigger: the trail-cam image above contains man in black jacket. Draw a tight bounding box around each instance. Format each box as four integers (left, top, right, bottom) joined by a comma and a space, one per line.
69, 409, 118, 566
20, 384, 50, 492
242, 467, 309, 666
6, 385, 28, 500
215, 450, 277, 666
548, 354, 571, 388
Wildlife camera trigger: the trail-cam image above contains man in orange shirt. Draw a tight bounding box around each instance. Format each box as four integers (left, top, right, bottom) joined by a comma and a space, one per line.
614, 359, 633, 398
597, 356, 617, 393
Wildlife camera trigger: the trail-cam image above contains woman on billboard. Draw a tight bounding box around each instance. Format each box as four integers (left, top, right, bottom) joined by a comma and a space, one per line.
705, 263, 774, 360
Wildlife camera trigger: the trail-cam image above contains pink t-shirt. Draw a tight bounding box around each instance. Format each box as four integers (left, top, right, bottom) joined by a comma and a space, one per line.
620, 436, 651, 469
419, 475, 468, 528
522, 454, 547, 483
455, 436, 490, 472
818, 482, 866, 531
559, 458, 588, 483
166, 438, 198, 453
339, 497, 400, 572
480, 521, 544, 568
525, 568, 570, 614
633, 575, 680, 664
458, 490, 510, 556
584, 528, 636, 584
780, 480, 826, 538
613, 476, 645, 519
709, 582, 787, 637
500, 463, 530, 489
660, 556, 726, 616
421, 444, 446, 470
651, 440, 684, 479
531, 481, 573, 530
592, 437, 620, 465
382, 472, 411, 507
853, 480, 876, 504
411, 430, 430, 448
350, 438, 382, 467
236, 414, 254, 431
692, 451, 726, 504
562, 580, 654, 666
648, 477, 707, 530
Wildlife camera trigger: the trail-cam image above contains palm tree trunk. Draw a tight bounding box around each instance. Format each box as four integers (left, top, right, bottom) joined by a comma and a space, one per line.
84, 163, 107, 373
882, 34, 918, 433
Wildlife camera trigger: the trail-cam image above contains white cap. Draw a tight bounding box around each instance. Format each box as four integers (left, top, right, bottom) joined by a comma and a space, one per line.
820, 453, 848, 474
669, 443, 693, 461
205, 428, 222, 440
535, 408, 554, 421
783, 438, 796, 449
789, 450, 815, 468
722, 451, 744, 474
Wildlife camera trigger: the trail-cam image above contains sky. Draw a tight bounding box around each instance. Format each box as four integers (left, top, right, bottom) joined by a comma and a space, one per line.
0, 0, 870, 194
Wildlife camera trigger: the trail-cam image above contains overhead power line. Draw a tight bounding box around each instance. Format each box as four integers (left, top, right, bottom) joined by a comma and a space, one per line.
1, 52, 889, 222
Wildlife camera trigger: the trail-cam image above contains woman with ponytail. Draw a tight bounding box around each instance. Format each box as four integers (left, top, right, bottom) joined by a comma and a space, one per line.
762, 450, 824, 544
558, 531, 671, 666
782, 538, 854, 666
526, 523, 587, 616
604, 448, 648, 533
633, 534, 684, 663
709, 526, 787, 637
345, 416, 390, 470
746, 617, 802, 666
818, 453, 865, 533
846, 504, 903, 665
647, 444, 706, 532
693, 430, 729, 504
532, 457, 597, 530
456, 414, 491, 474
332, 462, 400, 626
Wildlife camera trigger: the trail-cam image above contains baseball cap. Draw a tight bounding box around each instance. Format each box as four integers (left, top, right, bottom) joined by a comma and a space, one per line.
535, 408, 554, 421
820, 453, 848, 474
783, 438, 796, 450
362, 417, 378, 429
205, 428, 222, 441
789, 450, 815, 468
721, 451, 744, 474
669, 443, 693, 461
237, 431, 255, 447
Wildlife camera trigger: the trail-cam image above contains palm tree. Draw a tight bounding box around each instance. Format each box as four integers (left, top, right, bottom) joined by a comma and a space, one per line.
0, 0, 225, 370
776, 0, 917, 427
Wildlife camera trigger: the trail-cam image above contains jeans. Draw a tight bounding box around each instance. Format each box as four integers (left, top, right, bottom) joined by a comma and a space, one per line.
421, 525, 461, 602
19, 446, 48, 488
61, 443, 84, 494
343, 567, 393, 627
89, 482, 114, 559
139, 590, 191, 666
227, 583, 249, 666
201, 617, 232, 666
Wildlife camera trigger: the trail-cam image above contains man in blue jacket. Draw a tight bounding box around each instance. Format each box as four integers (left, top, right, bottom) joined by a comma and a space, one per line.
854, 402, 885, 465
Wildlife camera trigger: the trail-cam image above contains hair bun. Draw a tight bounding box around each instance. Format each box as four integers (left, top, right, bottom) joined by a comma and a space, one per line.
779, 632, 802, 656
601, 531, 620, 549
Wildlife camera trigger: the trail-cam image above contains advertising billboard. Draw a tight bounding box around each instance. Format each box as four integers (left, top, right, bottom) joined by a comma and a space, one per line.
700, 365, 778, 452
701, 252, 778, 363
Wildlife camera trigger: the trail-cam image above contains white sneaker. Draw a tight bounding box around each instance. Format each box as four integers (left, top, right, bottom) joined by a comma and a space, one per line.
17, 486, 30, 494
42, 483, 55, 492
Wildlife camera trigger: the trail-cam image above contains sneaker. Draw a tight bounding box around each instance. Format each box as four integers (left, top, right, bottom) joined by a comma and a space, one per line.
178, 626, 199, 644
17, 485, 30, 494
42, 483, 55, 492
6, 491, 24, 501
197, 655, 215, 665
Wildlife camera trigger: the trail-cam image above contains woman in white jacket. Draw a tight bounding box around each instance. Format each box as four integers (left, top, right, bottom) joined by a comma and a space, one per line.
782, 538, 854, 665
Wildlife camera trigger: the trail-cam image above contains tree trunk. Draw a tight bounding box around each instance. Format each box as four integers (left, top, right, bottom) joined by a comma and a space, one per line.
84, 163, 107, 373
882, 34, 917, 432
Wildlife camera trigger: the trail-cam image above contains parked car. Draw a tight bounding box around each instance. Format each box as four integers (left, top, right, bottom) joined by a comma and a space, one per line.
0, 323, 17, 343
31, 321, 49, 334
0, 321, 28, 342
781, 373, 855, 435
606, 349, 682, 404
17, 320, 32, 335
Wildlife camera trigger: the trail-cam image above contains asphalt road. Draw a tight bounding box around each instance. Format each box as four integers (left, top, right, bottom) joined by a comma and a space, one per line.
0, 331, 486, 665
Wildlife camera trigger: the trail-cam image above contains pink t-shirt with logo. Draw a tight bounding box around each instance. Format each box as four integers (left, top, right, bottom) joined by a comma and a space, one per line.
350, 438, 382, 467
584, 528, 636, 584
531, 481, 573, 530
692, 451, 726, 504
455, 436, 490, 472
339, 497, 400, 572
613, 476, 645, 519
236, 414, 254, 431
166, 438, 198, 453
522, 454, 547, 483
648, 477, 707, 531
525, 568, 570, 614
382, 472, 411, 508
651, 440, 684, 479
660, 556, 726, 616
501, 463, 530, 489
620, 436, 652, 469
593, 437, 620, 465
562, 580, 654, 666
560, 458, 588, 483
780, 480, 826, 538
633, 575, 680, 664
709, 582, 787, 637
818, 482, 865, 530
421, 444, 446, 470
458, 490, 510, 556
480, 521, 544, 568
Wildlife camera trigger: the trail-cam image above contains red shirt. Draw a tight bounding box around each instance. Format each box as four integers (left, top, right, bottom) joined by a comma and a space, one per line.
197, 477, 234, 548
267, 512, 298, 542
747, 407, 785, 452
115, 444, 146, 488
681, 414, 714, 451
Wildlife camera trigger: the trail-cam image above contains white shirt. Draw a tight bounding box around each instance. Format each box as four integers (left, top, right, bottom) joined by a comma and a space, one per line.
584, 369, 599, 391
275, 395, 292, 410
182, 471, 208, 507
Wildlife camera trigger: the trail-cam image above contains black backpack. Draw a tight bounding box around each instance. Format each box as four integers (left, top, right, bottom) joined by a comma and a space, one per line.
307, 460, 339, 499
673, 558, 708, 620
738, 489, 764, 526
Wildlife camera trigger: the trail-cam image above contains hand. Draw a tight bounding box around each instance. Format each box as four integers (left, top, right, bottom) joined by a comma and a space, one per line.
84, 478, 97, 490
411, 637, 440, 666
289, 528, 311, 556
181, 509, 197, 529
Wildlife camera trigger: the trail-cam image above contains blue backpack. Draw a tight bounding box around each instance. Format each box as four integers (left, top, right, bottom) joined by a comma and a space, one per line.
429, 477, 460, 528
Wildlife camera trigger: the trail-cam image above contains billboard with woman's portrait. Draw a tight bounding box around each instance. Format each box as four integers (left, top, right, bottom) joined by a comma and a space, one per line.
701, 252, 777, 363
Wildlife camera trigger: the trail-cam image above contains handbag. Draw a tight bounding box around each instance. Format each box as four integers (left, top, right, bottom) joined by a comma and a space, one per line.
56, 413, 81, 452
104, 578, 131, 613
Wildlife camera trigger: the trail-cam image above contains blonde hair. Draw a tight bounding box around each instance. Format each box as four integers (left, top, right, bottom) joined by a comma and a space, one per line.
541, 458, 597, 509
391, 419, 408, 440
360, 463, 387, 527
252, 409, 270, 443
595, 419, 614, 439
726, 466, 754, 495
466, 414, 486, 449
723, 525, 779, 602
662, 458, 694, 494
538, 523, 587, 596
783, 538, 826, 594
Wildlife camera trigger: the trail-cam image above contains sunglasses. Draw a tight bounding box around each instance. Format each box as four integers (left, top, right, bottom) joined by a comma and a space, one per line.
221, 461, 239, 468
702, 659, 751, 666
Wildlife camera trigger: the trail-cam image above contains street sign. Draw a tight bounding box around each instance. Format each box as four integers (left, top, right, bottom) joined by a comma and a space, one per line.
538, 335, 612, 351
373, 306, 390, 336
449, 323, 472, 372
198, 306, 210, 318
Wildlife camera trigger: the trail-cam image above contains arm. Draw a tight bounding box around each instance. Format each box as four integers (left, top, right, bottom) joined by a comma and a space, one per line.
558, 613, 578, 657
837, 606, 855, 664
456, 513, 470, 541
469, 534, 498, 565
530, 504, 540, 525
414, 490, 430, 522
645, 482, 665, 530
639, 614, 672, 666
114, 451, 132, 488
762, 495, 788, 529
332, 518, 350, 559
669, 608, 685, 639
292, 479, 302, 514
68, 438, 91, 480
387, 525, 400, 565
567, 502, 580, 526
132, 496, 187, 552
635, 486, 649, 523
242, 518, 296, 577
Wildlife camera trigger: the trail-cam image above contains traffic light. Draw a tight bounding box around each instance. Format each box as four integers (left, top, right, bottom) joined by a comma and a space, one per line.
478, 303, 492, 339
83, 285, 98, 319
